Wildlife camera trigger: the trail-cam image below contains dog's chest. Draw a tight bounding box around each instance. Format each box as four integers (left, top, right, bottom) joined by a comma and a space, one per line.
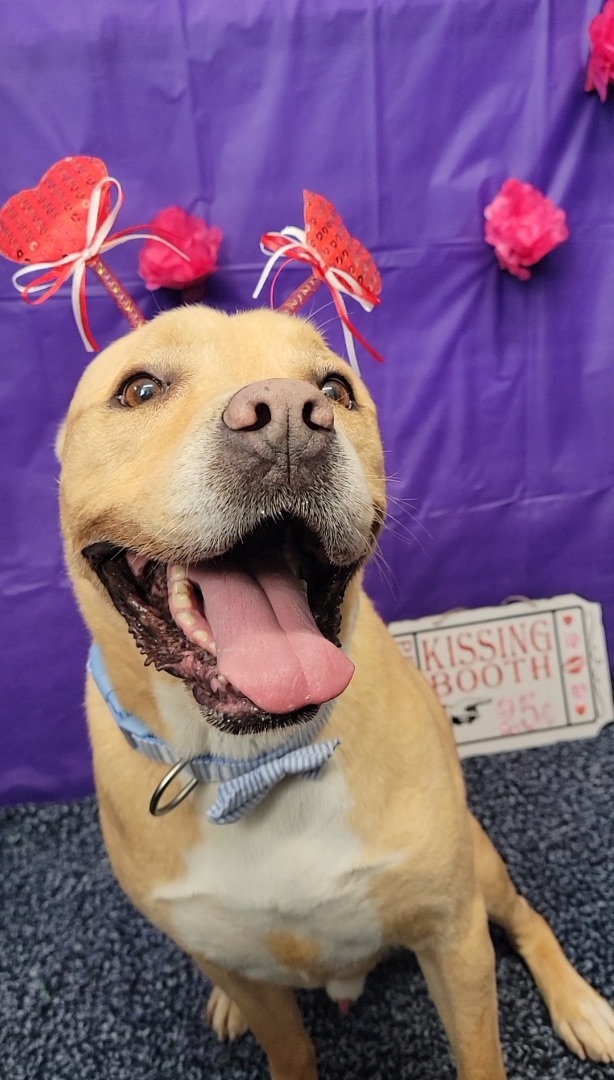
153, 762, 384, 984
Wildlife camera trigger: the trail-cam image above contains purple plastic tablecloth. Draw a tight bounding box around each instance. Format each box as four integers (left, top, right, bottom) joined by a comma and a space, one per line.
1, 0, 612, 803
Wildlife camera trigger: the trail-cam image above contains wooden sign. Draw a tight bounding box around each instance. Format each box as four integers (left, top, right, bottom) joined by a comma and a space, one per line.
389, 595, 613, 758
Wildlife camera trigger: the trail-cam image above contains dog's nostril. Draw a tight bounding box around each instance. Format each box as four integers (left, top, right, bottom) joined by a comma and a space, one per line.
223, 398, 272, 432
303, 401, 317, 430
303, 397, 334, 432
247, 402, 272, 431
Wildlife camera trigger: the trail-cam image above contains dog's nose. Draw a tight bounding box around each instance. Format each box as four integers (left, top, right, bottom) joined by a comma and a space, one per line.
222, 379, 335, 454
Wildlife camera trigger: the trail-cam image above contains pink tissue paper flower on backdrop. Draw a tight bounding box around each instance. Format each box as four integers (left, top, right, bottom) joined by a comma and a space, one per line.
585, 0, 614, 102
139, 206, 222, 296
484, 180, 569, 281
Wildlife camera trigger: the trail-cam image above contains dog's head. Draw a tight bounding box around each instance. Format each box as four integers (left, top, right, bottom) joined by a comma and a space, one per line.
58, 306, 386, 734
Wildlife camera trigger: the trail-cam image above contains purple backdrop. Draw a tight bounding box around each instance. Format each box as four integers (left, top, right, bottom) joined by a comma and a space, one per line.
1, 0, 613, 804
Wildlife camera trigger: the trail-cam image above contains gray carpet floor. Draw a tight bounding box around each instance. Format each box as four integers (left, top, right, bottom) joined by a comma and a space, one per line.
2, 726, 614, 1080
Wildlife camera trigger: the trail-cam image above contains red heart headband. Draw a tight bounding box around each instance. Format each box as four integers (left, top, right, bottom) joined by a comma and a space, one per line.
0, 161, 381, 369
253, 190, 382, 372
0, 156, 187, 351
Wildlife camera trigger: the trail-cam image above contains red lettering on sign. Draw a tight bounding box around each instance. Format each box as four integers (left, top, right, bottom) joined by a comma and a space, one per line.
508, 624, 528, 656
503, 657, 526, 683
422, 638, 444, 672
430, 670, 452, 697
496, 626, 509, 659
530, 618, 553, 652
457, 667, 479, 693
496, 693, 557, 736
530, 653, 553, 680
482, 663, 504, 689
446, 634, 458, 668
397, 638, 415, 661
456, 631, 478, 664
476, 629, 497, 661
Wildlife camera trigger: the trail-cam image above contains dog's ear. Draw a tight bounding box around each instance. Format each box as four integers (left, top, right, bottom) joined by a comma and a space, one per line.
55, 418, 67, 461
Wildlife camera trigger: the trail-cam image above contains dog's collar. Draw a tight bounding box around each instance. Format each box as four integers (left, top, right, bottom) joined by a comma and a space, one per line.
87, 645, 341, 825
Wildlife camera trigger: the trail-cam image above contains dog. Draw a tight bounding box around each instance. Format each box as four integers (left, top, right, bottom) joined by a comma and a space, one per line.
57, 305, 614, 1079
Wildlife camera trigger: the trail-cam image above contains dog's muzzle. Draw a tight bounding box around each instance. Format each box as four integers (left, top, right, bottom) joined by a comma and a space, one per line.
81, 377, 378, 735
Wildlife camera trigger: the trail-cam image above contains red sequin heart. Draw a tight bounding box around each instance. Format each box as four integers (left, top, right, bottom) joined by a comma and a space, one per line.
0, 156, 109, 265
304, 191, 381, 301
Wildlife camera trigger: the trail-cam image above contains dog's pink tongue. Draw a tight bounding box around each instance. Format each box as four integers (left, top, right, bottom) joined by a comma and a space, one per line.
189, 563, 354, 714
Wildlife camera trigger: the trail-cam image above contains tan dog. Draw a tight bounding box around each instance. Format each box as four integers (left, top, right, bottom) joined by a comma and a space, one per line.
57, 306, 614, 1080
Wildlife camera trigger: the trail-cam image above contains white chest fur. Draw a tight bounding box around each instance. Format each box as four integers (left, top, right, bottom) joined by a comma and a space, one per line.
153, 755, 384, 988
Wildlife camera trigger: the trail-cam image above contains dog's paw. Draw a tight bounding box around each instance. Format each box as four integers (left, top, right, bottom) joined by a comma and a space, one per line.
205, 985, 249, 1042
550, 976, 614, 1064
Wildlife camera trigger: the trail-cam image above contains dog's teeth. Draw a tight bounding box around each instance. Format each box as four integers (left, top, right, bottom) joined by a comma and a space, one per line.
211, 674, 229, 695
175, 611, 196, 629
168, 564, 188, 583
172, 583, 192, 608
193, 629, 217, 655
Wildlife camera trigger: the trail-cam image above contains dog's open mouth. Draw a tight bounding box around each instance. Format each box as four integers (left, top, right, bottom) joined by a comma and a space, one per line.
83, 516, 358, 733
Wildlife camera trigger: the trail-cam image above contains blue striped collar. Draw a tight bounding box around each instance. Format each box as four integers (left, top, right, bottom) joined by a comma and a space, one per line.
87, 644, 341, 825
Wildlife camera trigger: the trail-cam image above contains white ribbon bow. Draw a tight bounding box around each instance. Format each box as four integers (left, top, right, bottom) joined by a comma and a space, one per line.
252, 225, 379, 374
11, 176, 188, 351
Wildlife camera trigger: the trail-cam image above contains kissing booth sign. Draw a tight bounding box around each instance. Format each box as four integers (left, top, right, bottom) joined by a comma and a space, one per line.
391, 595, 614, 758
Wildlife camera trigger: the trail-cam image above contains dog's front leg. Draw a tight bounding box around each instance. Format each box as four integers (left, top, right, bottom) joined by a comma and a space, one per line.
194, 956, 318, 1080
414, 893, 507, 1080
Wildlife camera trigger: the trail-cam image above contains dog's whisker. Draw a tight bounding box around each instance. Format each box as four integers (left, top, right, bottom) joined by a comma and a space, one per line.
385, 504, 432, 542
312, 315, 343, 335
382, 516, 430, 556
304, 298, 336, 323
367, 545, 398, 595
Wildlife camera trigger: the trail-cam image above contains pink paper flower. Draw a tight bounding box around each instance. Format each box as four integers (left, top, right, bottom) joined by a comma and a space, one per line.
585, 0, 614, 102
139, 206, 222, 291
484, 180, 569, 281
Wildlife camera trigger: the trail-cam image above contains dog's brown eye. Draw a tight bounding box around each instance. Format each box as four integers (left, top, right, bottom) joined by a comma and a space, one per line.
320, 376, 354, 409
118, 374, 165, 408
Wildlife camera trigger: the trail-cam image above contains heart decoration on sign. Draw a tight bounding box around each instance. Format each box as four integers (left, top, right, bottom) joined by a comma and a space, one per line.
0, 156, 189, 351
252, 189, 382, 373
